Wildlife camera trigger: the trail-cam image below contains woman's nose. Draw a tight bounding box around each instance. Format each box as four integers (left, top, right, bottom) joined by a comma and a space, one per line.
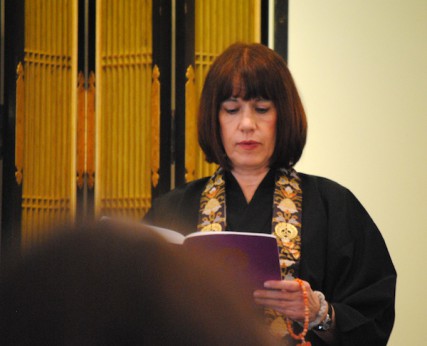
238, 109, 256, 131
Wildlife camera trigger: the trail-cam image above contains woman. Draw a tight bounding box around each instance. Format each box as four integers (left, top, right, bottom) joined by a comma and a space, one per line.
144, 43, 396, 345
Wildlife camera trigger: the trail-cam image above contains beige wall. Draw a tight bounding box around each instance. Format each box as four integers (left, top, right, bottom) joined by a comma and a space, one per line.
289, 1, 427, 344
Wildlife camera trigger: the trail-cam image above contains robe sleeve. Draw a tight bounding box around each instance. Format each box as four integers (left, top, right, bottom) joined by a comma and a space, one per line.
319, 180, 396, 346
143, 178, 207, 235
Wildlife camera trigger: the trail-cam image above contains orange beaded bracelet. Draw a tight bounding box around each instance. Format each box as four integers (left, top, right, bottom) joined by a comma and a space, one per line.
285, 278, 311, 346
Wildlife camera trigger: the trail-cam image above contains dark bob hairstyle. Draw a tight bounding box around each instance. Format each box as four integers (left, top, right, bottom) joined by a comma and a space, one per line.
198, 42, 307, 170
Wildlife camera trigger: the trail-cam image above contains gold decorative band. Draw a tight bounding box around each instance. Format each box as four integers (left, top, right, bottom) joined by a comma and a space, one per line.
15, 62, 25, 185
77, 72, 85, 188
77, 71, 96, 189
185, 65, 197, 182
151, 65, 160, 187
87, 72, 96, 189
101, 52, 152, 68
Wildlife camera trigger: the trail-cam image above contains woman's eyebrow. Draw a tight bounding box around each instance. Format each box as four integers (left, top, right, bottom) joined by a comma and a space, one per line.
223, 97, 239, 102
254, 96, 270, 101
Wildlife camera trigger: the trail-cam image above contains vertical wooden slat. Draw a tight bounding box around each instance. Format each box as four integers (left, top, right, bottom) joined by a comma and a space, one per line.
120, 0, 126, 216
71, 0, 78, 221
125, 53, 130, 215
41, 0, 46, 236
20, 0, 77, 249
185, 65, 196, 181
128, 4, 134, 215
122, 2, 126, 216
95, 0, 102, 215
32, 0, 39, 241
117, 0, 122, 215
53, 48, 60, 226
205, 1, 210, 57
118, 39, 123, 215
15, 63, 24, 185
59, 0, 65, 225
87, 72, 96, 189
51, 0, 57, 229
96, 0, 152, 219
136, 0, 141, 216
37, 0, 44, 240
46, 0, 53, 234
146, 0, 152, 215
230, 1, 236, 41
106, 1, 112, 215
151, 65, 160, 187
245, 1, 250, 41
45, 0, 52, 231
110, 62, 116, 215
103, 0, 108, 212
77, 72, 85, 189
127, 1, 133, 213
33, 0, 40, 241
237, 0, 243, 40
23, 1, 30, 248
135, 1, 142, 215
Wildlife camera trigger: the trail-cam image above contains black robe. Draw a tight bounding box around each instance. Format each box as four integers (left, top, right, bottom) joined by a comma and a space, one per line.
144, 171, 396, 346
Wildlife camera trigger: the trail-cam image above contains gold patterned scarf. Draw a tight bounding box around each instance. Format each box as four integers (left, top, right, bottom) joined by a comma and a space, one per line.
197, 167, 303, 339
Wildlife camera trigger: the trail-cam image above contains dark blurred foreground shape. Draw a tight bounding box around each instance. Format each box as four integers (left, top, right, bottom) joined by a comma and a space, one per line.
0, 222, 279, 346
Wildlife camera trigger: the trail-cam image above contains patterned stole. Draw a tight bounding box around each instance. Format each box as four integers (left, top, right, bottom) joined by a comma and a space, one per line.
197, 168, 303, 339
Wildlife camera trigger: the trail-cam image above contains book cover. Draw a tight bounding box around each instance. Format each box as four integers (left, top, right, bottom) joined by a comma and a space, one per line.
183, 231, 281, 290
101, 218, 281, 291
146, 225, 281, 290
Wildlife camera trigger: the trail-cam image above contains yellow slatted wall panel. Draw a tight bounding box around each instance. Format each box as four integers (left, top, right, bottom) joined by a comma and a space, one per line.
187, 0, 261, 181
21, 0, 78, 248
95, 0, 152, 219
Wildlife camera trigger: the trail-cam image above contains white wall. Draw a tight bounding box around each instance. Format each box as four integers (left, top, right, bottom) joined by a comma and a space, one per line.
289, 1, 427, 345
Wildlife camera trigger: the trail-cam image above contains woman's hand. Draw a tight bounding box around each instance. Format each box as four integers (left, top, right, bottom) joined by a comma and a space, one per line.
253, 279, 322, 323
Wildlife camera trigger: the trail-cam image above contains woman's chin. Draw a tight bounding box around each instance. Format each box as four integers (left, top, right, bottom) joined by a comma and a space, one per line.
231, 162, 270, 174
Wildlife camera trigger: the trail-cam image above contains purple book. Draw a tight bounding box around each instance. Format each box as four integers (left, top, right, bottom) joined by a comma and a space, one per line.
109, 221, 282, 292
183, 231, 281, 291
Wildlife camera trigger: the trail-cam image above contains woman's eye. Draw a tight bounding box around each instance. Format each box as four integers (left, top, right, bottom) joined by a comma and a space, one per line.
225, 108, 239, 114
255, 107, 269, 114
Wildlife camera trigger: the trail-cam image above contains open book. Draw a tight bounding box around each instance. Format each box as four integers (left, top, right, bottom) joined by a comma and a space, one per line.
100, 217, 281, 290
146, 224, 282, 290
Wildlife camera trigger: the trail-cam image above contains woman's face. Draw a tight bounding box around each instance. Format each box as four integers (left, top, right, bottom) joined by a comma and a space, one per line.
219, 97, 277, 173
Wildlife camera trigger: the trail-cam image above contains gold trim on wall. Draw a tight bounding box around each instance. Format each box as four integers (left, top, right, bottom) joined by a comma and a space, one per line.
151, 65, 160, 188
15, 62, 25, 185
87, 72, 96, 189
77, 72, 85, 189
185, 65, 197, 182
76, 71, 96, 190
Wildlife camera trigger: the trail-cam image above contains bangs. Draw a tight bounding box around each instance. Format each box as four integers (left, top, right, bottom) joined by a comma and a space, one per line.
217, 62, 276, 102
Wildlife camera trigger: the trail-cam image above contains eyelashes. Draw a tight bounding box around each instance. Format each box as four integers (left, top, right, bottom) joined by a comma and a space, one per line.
223, 107, 270, 115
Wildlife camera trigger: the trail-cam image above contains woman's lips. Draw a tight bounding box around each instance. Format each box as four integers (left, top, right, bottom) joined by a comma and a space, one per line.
237, 140, 260, 150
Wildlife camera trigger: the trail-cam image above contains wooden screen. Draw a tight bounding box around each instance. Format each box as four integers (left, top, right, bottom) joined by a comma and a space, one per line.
95, 0, 153, 219
185, 0, 261, 181
16, 0, 78, 248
